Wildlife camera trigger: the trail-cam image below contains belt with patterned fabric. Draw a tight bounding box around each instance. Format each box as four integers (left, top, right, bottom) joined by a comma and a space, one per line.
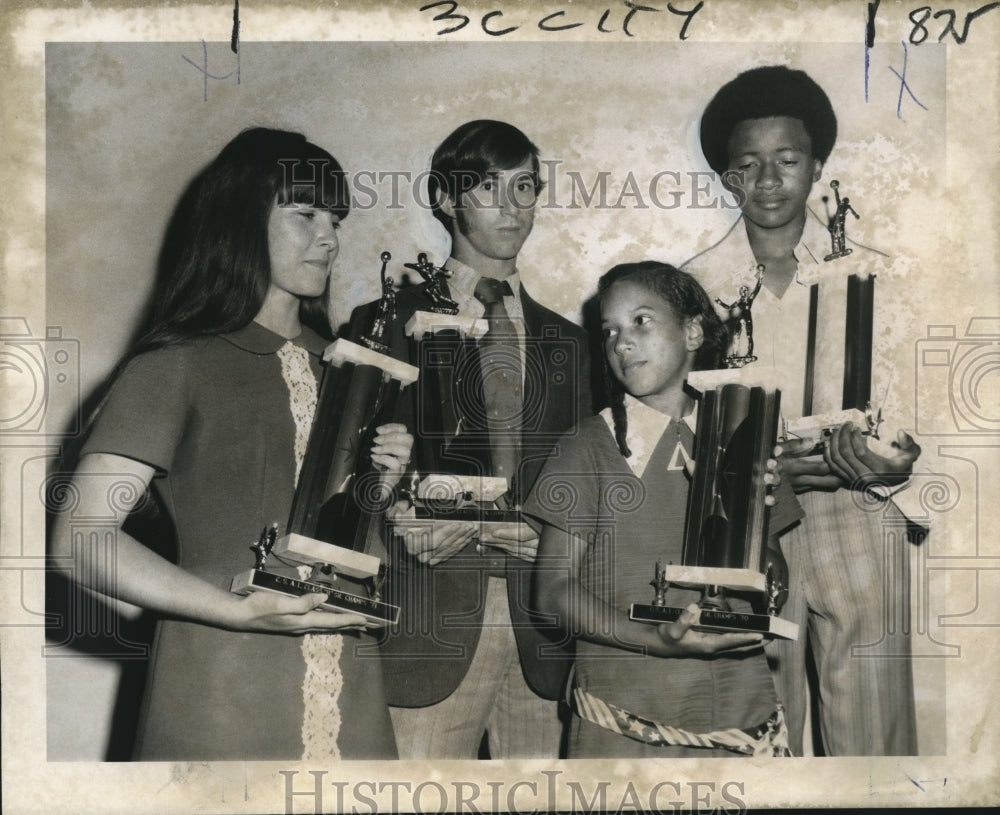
571, 686, 792, 757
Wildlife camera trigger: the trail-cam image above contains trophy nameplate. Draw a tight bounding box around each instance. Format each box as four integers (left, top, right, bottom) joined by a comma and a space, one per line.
629, 598, 799, 641
628, 367, 798, 640
230, 252, 416, 626
230, 573, 398, 625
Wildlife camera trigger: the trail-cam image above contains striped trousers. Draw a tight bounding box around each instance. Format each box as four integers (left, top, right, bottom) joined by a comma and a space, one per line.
767, 489, 918, 756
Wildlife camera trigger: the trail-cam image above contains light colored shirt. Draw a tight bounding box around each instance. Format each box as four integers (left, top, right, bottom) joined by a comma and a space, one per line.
443, 255, 527, 371
683, 207, 889, 421
682, 207, 930, 524
599, 393, 696, 479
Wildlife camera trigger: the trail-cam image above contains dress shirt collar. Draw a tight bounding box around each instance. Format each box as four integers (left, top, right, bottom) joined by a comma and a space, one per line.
222, 321, 329, 356
726, 205, 877, 291
443, 256, 522, 318
602, 393, 697, 478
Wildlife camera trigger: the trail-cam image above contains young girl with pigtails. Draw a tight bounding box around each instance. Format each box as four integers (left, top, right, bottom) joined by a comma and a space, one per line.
525, 261, 801, 758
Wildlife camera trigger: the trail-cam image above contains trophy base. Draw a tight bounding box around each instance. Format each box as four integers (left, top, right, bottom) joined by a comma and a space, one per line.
824, 248, 853, 262
723, 355, 757, 368
660, 564, 767, 594
231, 568, 399, 626
784, 408, 895, 456
323, 337, 419, 386
629, 602, 798, 640
392, 504, 521, 538
273, 533, 381, 580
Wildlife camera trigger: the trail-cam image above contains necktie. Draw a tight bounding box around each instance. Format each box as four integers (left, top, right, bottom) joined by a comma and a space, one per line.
473, 276, 523, 485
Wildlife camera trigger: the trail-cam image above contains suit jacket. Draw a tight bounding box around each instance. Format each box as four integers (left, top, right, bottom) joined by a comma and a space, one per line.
348, 278, 593, 706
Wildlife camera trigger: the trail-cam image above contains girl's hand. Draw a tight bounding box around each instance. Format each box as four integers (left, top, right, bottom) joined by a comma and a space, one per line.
774, 437, 842, 494
370, 423, 413, 491
222, 590, 368, 634
655, 604, 764, 656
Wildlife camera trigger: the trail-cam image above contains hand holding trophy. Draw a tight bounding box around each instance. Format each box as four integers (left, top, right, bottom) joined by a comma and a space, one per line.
231, 252, 419, 626
629, 368, 799, 640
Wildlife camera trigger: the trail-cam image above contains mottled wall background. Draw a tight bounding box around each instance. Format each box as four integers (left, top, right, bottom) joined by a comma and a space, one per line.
46, 40, 949, 429
45, 37, 950, 758
3, 1, 998, 810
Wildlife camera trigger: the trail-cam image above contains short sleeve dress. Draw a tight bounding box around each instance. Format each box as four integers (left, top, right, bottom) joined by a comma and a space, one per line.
81, 322, 396, 760
523, 398, 800, 758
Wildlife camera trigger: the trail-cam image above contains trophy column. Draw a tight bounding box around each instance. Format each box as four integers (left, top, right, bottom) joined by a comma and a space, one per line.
629, 368, 799, 640
392, 308, 521, 535
230, 253, 417, 626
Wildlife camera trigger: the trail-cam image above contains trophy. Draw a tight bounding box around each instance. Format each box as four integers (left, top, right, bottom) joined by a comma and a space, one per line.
390, 254, 522, 542
390, 472, 521, 540
824, 180, 860, 262
403, 253, 459, 314
230, 252, 418, 626
804, 210, 888, 456
715, 264, 764, 368
782, 402, 894, 459
628, 368, 799, 640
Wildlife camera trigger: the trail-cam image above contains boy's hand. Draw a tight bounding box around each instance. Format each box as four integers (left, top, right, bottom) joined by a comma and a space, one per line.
824, 423, 921, 490
764, 453, 782, 506
478, 524, 540, 562
389, 513, 476, 566
775, 438, 842, 494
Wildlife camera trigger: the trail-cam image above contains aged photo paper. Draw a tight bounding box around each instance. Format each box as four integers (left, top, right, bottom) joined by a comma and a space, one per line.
2, 0, 998, 811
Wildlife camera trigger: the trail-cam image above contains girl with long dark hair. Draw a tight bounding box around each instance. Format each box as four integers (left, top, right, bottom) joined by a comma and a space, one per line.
51, 128, 409, 760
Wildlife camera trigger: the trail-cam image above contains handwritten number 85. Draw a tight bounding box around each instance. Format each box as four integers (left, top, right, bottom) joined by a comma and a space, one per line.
908, 2, 999, 44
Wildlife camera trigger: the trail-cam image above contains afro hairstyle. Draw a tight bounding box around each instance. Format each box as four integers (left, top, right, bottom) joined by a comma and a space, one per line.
699, 65, 838, 174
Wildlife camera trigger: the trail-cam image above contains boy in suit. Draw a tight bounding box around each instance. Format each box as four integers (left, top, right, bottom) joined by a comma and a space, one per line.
350, 120, 592, 758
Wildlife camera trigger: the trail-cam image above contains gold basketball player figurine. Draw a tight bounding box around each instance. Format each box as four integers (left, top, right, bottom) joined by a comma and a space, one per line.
824, 180, 859, 261
715, 264, 764, 367
360, 251, 395, 354
404, 253, 459, 314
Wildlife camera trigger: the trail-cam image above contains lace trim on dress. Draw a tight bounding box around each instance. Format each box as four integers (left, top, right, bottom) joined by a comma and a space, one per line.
276, 341, 344, 761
